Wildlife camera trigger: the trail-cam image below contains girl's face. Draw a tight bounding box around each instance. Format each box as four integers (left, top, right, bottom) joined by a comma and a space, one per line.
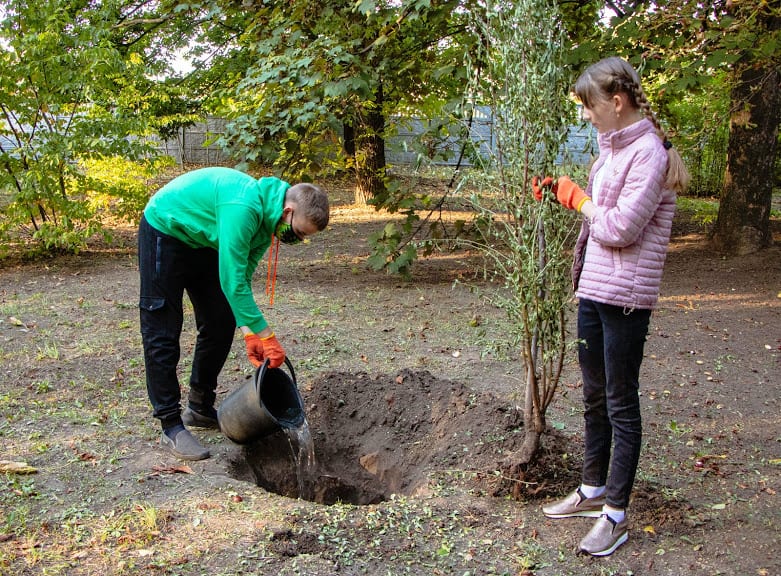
580, 92, 634, 134
581, 96, 621, 134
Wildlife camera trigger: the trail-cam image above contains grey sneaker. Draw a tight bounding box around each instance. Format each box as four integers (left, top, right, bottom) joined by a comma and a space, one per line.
182, 407, 220, 430
160, 428, 210, 461
542, 488, 606, 518
579, 514, 629, 556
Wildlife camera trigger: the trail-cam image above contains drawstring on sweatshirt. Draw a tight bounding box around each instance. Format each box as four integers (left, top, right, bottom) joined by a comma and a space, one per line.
265, 236, 280, 306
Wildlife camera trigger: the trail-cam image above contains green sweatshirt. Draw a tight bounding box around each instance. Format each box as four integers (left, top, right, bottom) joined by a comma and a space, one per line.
144, 167, 288, 334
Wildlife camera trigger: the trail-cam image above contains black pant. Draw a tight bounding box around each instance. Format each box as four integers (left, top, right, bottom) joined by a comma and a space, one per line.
578, 298, 651, 509
138, 216, 236, 429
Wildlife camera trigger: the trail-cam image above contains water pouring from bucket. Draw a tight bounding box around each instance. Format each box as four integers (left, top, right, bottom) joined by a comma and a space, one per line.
218, 358, 307, 444
218, 358, 317, 498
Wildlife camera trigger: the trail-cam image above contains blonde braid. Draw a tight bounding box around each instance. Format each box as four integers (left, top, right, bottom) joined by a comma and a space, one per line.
633, 81, 691, 193
631, 82, 666, 142
614, 60, 691, 193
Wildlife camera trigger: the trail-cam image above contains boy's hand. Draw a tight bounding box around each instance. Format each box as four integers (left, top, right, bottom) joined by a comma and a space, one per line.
260, 333, 286, 369
555, 176, 590, 211
244, 333, 265, 367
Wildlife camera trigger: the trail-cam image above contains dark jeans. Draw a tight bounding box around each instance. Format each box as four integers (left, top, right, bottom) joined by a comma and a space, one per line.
138, 215, 236, 429
578, 298, 651, 509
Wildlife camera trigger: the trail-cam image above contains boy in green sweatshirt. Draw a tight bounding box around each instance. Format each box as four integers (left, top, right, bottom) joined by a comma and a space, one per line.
138, 167, 329, 460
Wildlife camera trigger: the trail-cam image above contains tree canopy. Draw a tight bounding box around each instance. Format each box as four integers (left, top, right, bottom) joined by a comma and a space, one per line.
0, 0, 152, 250
586, 0, 780, 253
189, 0, 471, 204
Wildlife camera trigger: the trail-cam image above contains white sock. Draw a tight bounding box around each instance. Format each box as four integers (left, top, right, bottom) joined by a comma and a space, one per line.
579, 484, 606, 499
603, 504, 625, 523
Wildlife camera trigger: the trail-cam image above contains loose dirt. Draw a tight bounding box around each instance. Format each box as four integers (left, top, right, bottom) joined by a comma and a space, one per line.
227, 368, 529, 505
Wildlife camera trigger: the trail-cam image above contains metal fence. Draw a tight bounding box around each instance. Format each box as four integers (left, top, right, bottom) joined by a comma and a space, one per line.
151, 112, 597, 167
385, 107, 597, 167
147, 117, 232, 165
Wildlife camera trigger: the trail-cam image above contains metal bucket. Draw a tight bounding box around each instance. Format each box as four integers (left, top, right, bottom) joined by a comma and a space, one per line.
217, 358, 305, 444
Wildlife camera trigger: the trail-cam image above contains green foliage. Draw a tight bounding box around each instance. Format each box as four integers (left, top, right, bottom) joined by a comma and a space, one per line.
648, 71, 730, 198
367, 222, 419, 278
465, 0, 578, 461
146, 83, 204, 142
205, 0, 469, 181
80, 156, 176, 223
0, 0, 153, 254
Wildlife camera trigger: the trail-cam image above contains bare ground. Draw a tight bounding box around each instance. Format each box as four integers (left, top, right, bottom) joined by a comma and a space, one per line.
0, 179, 779, 576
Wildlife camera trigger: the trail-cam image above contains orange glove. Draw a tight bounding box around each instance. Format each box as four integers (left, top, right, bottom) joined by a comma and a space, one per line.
555, 176, 590, 211
244, 333, 265, 367
259, 333, 286, 369
531, 176, 555, 201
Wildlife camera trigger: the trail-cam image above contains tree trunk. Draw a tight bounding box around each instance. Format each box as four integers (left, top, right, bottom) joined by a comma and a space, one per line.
515, 363, 546, 466
353, 83, 387, 206
711, 12, 781, 254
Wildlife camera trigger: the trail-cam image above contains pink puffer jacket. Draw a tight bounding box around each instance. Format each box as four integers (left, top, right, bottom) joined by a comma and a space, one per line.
572, 118, 675, 310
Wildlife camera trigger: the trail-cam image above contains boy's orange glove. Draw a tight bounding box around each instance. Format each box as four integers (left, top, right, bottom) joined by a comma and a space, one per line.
259, 333, 286, 369
531, 176, 555, 201
555, 176, 590, 211
244, 333, 265, 367
244, 333, 287, 369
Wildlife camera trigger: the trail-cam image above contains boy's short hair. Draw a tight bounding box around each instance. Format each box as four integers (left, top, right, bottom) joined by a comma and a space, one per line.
287, 183, 330, 230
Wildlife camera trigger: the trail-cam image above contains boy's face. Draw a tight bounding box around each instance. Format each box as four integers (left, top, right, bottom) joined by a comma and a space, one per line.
277, 206, 319, 244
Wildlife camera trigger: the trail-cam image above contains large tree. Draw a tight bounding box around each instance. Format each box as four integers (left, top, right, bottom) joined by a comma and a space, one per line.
0, 0, 150, 250
710, 1, 780, 253
593, 0, 780, 253
190, 0, 470, 204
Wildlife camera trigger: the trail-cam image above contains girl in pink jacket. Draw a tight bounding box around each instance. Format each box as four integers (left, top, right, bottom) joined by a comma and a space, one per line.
538, 57, 689, 556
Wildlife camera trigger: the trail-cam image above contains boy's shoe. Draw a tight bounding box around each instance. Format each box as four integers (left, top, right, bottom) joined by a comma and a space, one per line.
182, 406, 220, 430
542, 488, 606, 518
579, 514, 629, 556
160, 428, 210, 461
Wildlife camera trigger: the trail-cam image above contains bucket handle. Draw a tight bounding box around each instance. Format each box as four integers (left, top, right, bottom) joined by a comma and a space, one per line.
256, 357, 297, 392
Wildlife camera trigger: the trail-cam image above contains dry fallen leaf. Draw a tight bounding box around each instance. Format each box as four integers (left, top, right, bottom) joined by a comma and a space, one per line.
151, 464, 193, 475
0, 460, 37, 474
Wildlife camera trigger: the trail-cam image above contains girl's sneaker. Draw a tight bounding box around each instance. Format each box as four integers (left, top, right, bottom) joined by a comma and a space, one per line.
542, 488, 606, 518
579, 513, 629, 556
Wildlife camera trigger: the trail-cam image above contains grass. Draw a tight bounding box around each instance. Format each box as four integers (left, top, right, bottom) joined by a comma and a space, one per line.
677, 192, 781, 223
676, 196, 720, 225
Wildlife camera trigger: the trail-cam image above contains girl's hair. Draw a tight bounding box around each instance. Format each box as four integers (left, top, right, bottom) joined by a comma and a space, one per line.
574, 56, 690, 193
287, 183, 330, 230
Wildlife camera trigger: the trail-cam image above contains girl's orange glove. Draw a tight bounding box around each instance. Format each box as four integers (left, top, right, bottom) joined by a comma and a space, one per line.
531, 176, 555, 201
555, 176, 590, 211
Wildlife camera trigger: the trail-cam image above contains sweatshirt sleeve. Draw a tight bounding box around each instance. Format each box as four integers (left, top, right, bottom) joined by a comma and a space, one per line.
215, 202, 269, 333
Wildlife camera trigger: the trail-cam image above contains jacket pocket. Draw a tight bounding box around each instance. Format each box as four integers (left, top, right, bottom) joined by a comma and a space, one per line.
612, 248, 623, 273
